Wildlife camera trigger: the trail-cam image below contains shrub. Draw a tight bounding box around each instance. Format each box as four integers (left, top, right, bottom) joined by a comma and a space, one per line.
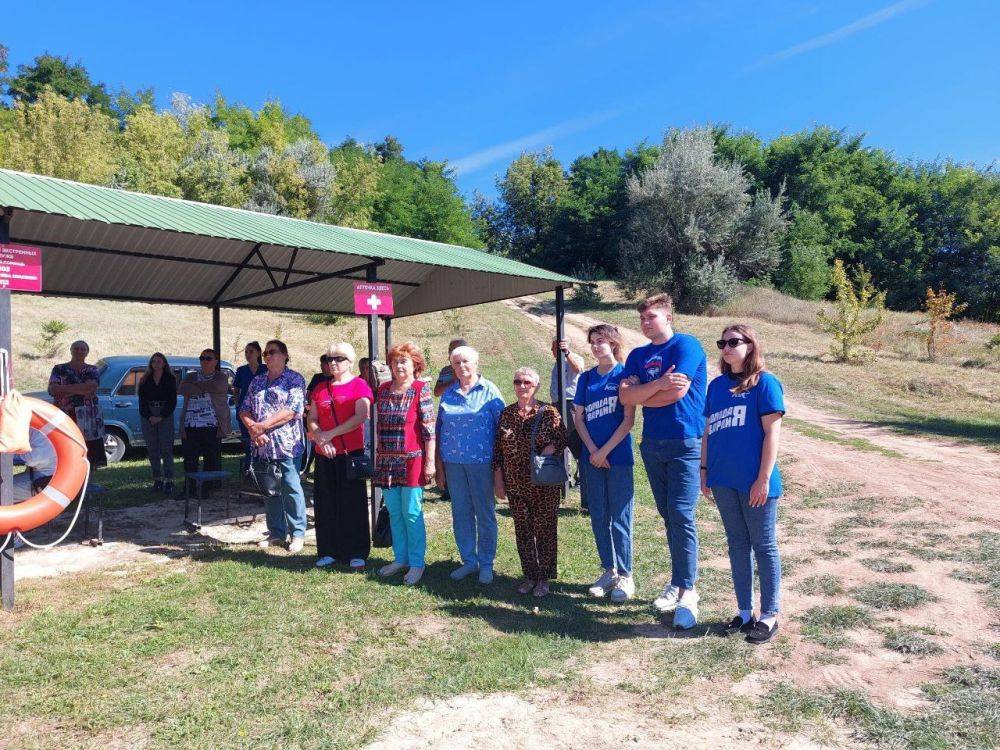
570, 262, 602, 307
304, 313, 343, 327
35, 319, 70, 358
987, 332, 1000, 355
923, 287, 967, 361
816, 260, 885, 363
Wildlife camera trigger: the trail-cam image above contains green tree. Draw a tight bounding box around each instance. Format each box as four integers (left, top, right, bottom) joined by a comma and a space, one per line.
618, 127, 786, 311
777, 207, 831, 299
113, 105, 185, 196
328, 139, 383, 228
176, 127, 249, 207
4, 53, 111, 111
488, 149, 567, 264
816, 260, 886, 363
0, 89, 117, 183
211, 95, 318, 154
245, 138, 335, 219
923, 287, 967, 361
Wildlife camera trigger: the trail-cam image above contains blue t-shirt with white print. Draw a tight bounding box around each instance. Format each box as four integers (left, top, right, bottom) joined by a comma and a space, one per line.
622, 333, 707, 440
572, 364, 633, 466
704, 371, 785, 496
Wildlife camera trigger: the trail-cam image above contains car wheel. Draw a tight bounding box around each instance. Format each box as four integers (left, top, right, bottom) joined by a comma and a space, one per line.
104, 429, 128, 463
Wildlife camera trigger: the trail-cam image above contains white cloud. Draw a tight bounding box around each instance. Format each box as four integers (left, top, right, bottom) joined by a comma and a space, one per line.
748, 0, 931, 71
449, 111, 619, 176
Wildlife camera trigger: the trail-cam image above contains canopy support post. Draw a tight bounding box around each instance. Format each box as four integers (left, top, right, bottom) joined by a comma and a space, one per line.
555, 286, 570, 499
366, 265, 381, 539
211, 306, 221, 358
384, 317, 393, 354
1, 208, 15, 611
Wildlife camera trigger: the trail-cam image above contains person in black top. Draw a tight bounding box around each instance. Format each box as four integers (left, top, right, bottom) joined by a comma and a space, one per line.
138, 352, 178, 493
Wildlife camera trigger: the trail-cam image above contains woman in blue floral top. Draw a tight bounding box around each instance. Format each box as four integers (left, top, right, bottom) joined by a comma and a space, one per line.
48, 340, 107, 468
240, 339, 308, 554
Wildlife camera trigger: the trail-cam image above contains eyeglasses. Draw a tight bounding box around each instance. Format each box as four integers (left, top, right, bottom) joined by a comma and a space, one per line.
512, 379, 536, 386
264, 349, 283, 357
321, 355, 349, 364
199, 355, 215, 361
716, 337, 749, 350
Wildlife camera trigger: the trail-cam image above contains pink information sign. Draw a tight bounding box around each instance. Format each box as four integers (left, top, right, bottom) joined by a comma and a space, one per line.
0, 244, 42, 293
353, 282, 394, 316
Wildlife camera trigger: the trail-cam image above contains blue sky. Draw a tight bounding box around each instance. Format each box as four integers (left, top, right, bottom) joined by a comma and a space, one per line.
6, 1, 998, 197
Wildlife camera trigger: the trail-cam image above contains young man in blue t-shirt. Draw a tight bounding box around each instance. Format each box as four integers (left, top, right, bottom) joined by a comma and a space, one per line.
619, 293, 707, 629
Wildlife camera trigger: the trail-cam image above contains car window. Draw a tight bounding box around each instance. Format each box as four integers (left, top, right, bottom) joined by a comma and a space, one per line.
115, 368, 145, 397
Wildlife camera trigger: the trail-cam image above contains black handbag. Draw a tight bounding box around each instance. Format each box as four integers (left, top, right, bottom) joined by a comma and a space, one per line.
530, 406, 569, 486
327, 381, 374, 481
247, 458, 282, 497
372, 501, 392, 548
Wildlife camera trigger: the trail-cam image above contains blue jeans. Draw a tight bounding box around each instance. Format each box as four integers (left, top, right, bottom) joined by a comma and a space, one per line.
712, 486, 781, 617
580, 462, 634, 574
384, 485, 427, 568
264, 457, 308, 540
640, 437, 701, 589
444, 462, 497, 569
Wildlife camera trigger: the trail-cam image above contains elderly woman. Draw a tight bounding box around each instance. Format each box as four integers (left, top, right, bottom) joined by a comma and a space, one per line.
436, 345, 505, 584
48, 340, 107, 468
307, 342, 374, 571
493, 366, 567, 597
178, 347, 231, 499
375, 342, 436, 585
240, 340, 308, 553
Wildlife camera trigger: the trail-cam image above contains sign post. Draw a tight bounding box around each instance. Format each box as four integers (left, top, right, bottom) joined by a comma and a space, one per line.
0, 215, 19, 610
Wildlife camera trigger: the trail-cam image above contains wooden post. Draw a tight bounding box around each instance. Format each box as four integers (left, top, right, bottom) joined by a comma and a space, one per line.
1, 208, 15, 610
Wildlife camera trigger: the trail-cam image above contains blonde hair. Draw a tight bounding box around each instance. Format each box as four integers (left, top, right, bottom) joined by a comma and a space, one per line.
719, 323, 765, 395
326, 341, 357, 363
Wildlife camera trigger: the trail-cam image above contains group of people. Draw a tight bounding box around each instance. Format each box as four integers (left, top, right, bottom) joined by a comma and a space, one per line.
34, 290, 784, 644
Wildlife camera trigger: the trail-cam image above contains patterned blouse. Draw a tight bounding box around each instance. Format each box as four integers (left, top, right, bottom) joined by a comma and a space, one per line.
48, 362, 104, 441
492, 402, 567, 489
375, 380, 435, 488
240, 368, 306, 460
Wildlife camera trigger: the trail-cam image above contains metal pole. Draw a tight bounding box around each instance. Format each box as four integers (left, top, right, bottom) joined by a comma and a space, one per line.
554, 286, 570, 499
366, 266, 380, 538
211, 305, 221, 357
384, 317, 393, 354
1, 209, 15, 610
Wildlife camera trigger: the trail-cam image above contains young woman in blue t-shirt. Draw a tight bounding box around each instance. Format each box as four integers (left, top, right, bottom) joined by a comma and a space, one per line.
573, 324, 636, 603
701, 324, 785, 644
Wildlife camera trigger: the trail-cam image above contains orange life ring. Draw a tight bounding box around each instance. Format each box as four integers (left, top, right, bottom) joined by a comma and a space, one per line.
0, 397, 89, 535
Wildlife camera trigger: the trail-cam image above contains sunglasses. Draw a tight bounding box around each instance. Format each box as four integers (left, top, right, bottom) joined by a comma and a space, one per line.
716, 337, 749, 350
512, 379, 536, 386
264, 349, 283, 357
321, 355, 349, 364
199, 355, 215, 361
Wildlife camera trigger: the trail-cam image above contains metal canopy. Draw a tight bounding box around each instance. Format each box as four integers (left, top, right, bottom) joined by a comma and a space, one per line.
0, 168, 577, 317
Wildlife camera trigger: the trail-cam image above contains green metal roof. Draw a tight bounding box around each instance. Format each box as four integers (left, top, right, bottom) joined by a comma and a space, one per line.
0, 168, 573, 283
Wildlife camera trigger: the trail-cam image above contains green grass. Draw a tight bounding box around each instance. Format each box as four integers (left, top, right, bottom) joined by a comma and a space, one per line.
851, 583, 937, 611
859, 558, 915, 574
784, 417, 904, 458
794, 574, 844, 597
881, 629, 943, 656
799, 605, 870, 650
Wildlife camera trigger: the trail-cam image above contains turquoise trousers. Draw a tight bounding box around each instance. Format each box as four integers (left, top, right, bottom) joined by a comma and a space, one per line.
383, 485, 427, 568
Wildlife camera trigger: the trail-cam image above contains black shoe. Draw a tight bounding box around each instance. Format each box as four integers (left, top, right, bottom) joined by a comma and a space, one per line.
746, 620, 778, 645
152, 480, 164, 492
163, 481, 174, 496
724, 614, 756, 636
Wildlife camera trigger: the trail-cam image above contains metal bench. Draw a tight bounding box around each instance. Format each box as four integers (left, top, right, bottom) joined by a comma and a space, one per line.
182, 470, 231, 531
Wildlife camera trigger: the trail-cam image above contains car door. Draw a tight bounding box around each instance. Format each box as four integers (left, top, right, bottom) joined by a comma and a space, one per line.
173, 367, 190, 443
109, 367, 145, 443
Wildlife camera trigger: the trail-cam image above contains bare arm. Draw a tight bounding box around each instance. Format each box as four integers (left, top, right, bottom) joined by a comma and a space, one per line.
316, 398, 370, 441
573, 404, 598, 455
619, 366, 689, 406
256, 408, 297, 431
700, 418, 712, 501
595, 404, 635, 456
566, 351, 585, 375
749, 413, 783, 507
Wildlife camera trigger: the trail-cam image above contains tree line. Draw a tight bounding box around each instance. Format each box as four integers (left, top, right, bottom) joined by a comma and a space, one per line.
1, 46, 996, 321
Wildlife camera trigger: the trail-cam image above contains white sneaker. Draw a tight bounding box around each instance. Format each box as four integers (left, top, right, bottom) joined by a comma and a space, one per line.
673, 589, 699, 630
404, 567, 424, 585
587, 569, 617, 598
610, 575, 635, 603
287, 538, 304, 554
315, 556, 336, 567
653, 584, 680, 613
450, 563, 478, 580
379, 562, 406, 577
258, 536, 284, 549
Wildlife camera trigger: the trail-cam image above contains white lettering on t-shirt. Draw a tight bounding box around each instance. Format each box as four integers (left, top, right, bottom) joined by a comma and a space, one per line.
707, 404, 747, 435
585, 394, 619, 421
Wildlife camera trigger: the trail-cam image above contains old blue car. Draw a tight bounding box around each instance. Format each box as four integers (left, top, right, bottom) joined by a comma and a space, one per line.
29, 355, 241, 463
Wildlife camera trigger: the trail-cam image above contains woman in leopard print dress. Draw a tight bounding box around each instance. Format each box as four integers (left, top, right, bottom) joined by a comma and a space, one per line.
492, 366, 567, 597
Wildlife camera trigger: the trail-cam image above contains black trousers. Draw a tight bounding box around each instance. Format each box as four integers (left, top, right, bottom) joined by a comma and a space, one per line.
182, 426, 222, 498
313, 452, 370, 561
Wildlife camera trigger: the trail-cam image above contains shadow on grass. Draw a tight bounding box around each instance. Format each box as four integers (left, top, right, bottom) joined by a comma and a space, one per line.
868, 415, 1000, 448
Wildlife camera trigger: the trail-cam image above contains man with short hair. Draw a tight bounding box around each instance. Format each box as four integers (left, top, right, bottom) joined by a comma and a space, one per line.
619, 293, 707, 629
